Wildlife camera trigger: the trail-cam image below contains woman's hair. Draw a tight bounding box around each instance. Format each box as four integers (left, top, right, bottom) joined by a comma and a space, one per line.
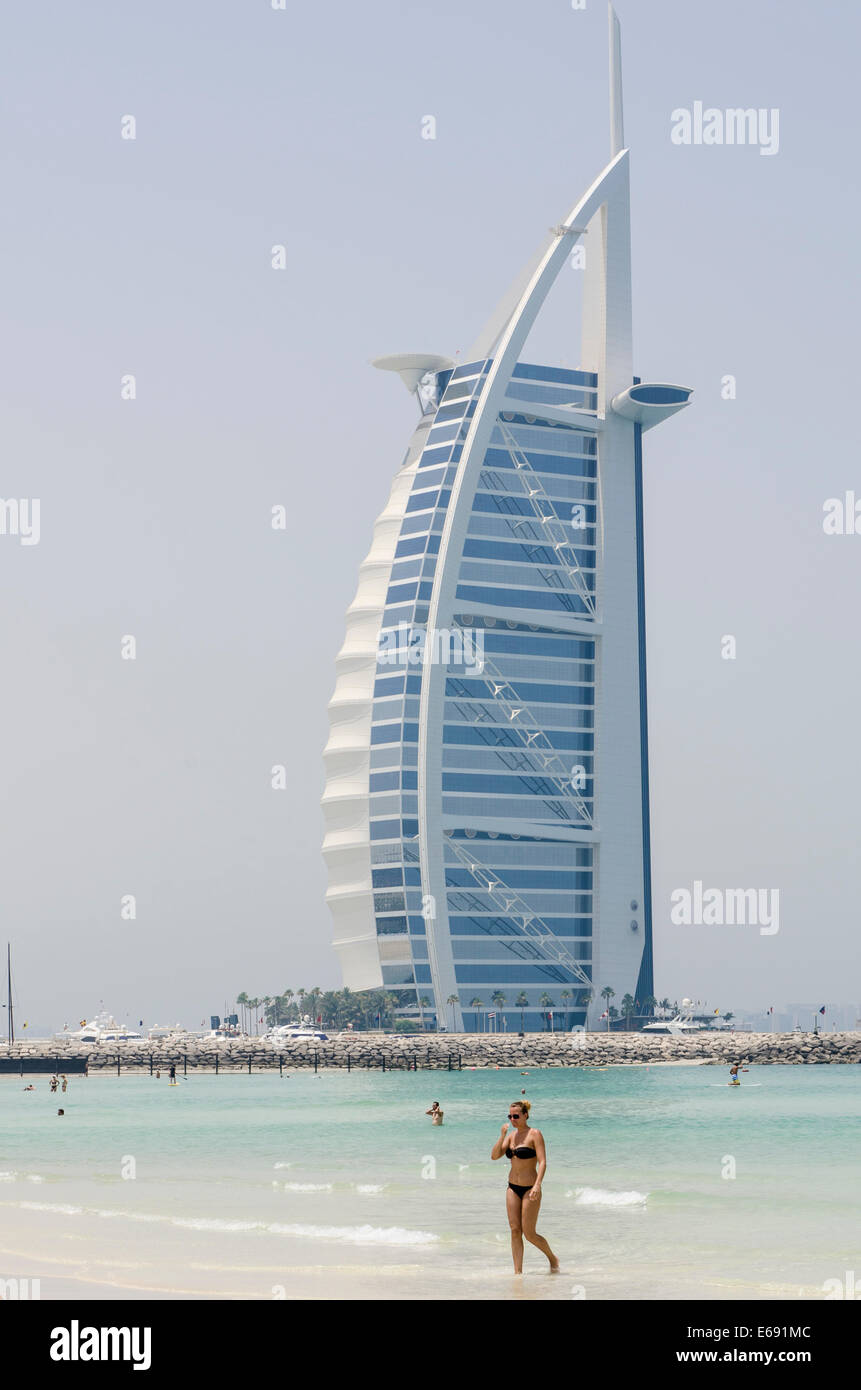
511, 1098, 531, 1118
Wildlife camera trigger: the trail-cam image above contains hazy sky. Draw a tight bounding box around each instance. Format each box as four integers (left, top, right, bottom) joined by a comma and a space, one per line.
2, 0, 859, 1031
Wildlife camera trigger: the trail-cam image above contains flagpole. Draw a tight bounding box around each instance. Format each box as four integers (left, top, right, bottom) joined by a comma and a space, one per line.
6, 944, 13, 1046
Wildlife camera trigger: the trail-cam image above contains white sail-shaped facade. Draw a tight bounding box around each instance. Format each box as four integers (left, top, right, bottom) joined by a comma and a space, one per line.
322, 6, 691, 1031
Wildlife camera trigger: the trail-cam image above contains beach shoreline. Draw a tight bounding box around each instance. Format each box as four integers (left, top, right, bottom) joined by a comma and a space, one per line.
2, 1066, 858, 1302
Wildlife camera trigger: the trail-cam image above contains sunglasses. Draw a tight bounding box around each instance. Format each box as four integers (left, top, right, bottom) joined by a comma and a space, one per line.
507, 1113, 522, 1119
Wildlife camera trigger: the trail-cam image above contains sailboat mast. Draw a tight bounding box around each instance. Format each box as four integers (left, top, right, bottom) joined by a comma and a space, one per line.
7, 943, 13, 1045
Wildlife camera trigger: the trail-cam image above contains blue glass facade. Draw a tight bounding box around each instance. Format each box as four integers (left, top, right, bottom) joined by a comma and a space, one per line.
367, 361, 607, 1031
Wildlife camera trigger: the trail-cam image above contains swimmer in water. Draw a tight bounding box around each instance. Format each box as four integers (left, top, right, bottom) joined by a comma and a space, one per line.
729, 1063, 748, 1086
425, 1101, 444, 1125
491, 1099, 559, 1275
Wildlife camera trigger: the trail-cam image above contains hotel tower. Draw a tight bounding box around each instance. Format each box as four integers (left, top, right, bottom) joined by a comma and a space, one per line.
323, 6, 691, 1032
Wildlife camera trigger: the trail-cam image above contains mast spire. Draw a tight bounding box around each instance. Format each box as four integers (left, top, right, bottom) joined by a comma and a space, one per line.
609, 4, 625, 156
6, 943, 13, 1046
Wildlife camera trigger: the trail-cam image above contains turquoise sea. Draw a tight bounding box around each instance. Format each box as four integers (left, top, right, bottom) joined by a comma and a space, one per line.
1, 1064, 858, 1300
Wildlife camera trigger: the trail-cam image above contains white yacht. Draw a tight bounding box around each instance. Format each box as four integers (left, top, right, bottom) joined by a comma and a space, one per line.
59, 1012, 143, 1043
268, 1023, 329, 1047
642, 998, 707, 1034
642, 1014, 706, 1034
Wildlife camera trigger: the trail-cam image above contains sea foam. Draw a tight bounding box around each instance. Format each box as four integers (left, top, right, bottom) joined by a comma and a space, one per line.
13, 1203, 436, 1248
279, 1182, 333, 1193
567, 1187, 647, 1207
19, 1200, 83, 1215
268, 1222, 437, 1246
173, 1217, 262, 1233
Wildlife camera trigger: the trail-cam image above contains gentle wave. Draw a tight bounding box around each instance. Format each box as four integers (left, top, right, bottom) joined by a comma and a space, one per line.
173, 1218, 262, 1233
0, 1172, 17, 1183
268, 1222, 437, 1246
273, 1163, 291, 1170
96, 1209, 165, 1223
278, 1182, 333, 1193
20, 1200, 83, 1215
7, 1201, 437, 1246
567, 1186, 648, 1207
354, 1184, 385, 1194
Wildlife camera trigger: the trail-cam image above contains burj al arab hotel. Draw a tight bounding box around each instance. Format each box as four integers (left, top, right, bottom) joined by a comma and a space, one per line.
323, 5, 691, 1033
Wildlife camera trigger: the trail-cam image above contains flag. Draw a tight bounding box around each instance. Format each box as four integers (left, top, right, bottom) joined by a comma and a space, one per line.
767, 1007, 773, 1015
819, 1006, 826, 1015
714, 1008, 719, 1015
599, 1010, 608, 1020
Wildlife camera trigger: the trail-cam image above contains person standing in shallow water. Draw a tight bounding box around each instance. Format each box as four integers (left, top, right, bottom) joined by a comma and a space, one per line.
491, 1099, 559, 1274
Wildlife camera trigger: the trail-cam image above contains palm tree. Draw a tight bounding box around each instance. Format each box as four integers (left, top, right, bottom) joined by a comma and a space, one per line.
516, 992, 529, 1033
621, 993, 635, 1031
659, 997, 672, 1013
417, 996, 431, 1031
561, 989, 572, 1028
296, 988, 307, 1021
539, 992, 553, 1032
246, 997, 260, 1036
491, 991, 506, 1033
310, 987, 323, 1026
642, 994, 657, 1020
470, 997, 484, 1033
236, 992, 249, 1034
600, 986, 615, 1031
446, 994, 459, 1031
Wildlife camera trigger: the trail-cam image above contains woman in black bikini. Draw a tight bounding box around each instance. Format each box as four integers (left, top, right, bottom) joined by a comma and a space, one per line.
491, 1099, 559, 1274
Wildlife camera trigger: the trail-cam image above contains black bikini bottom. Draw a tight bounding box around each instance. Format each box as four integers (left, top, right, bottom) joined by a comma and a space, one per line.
508, 1182, 533, 1199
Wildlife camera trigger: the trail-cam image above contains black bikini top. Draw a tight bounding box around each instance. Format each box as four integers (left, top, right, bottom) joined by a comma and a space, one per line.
507, 1141, 537, 1160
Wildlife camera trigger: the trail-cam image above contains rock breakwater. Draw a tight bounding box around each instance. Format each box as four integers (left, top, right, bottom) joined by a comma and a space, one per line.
1, 1031, 859, 1072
